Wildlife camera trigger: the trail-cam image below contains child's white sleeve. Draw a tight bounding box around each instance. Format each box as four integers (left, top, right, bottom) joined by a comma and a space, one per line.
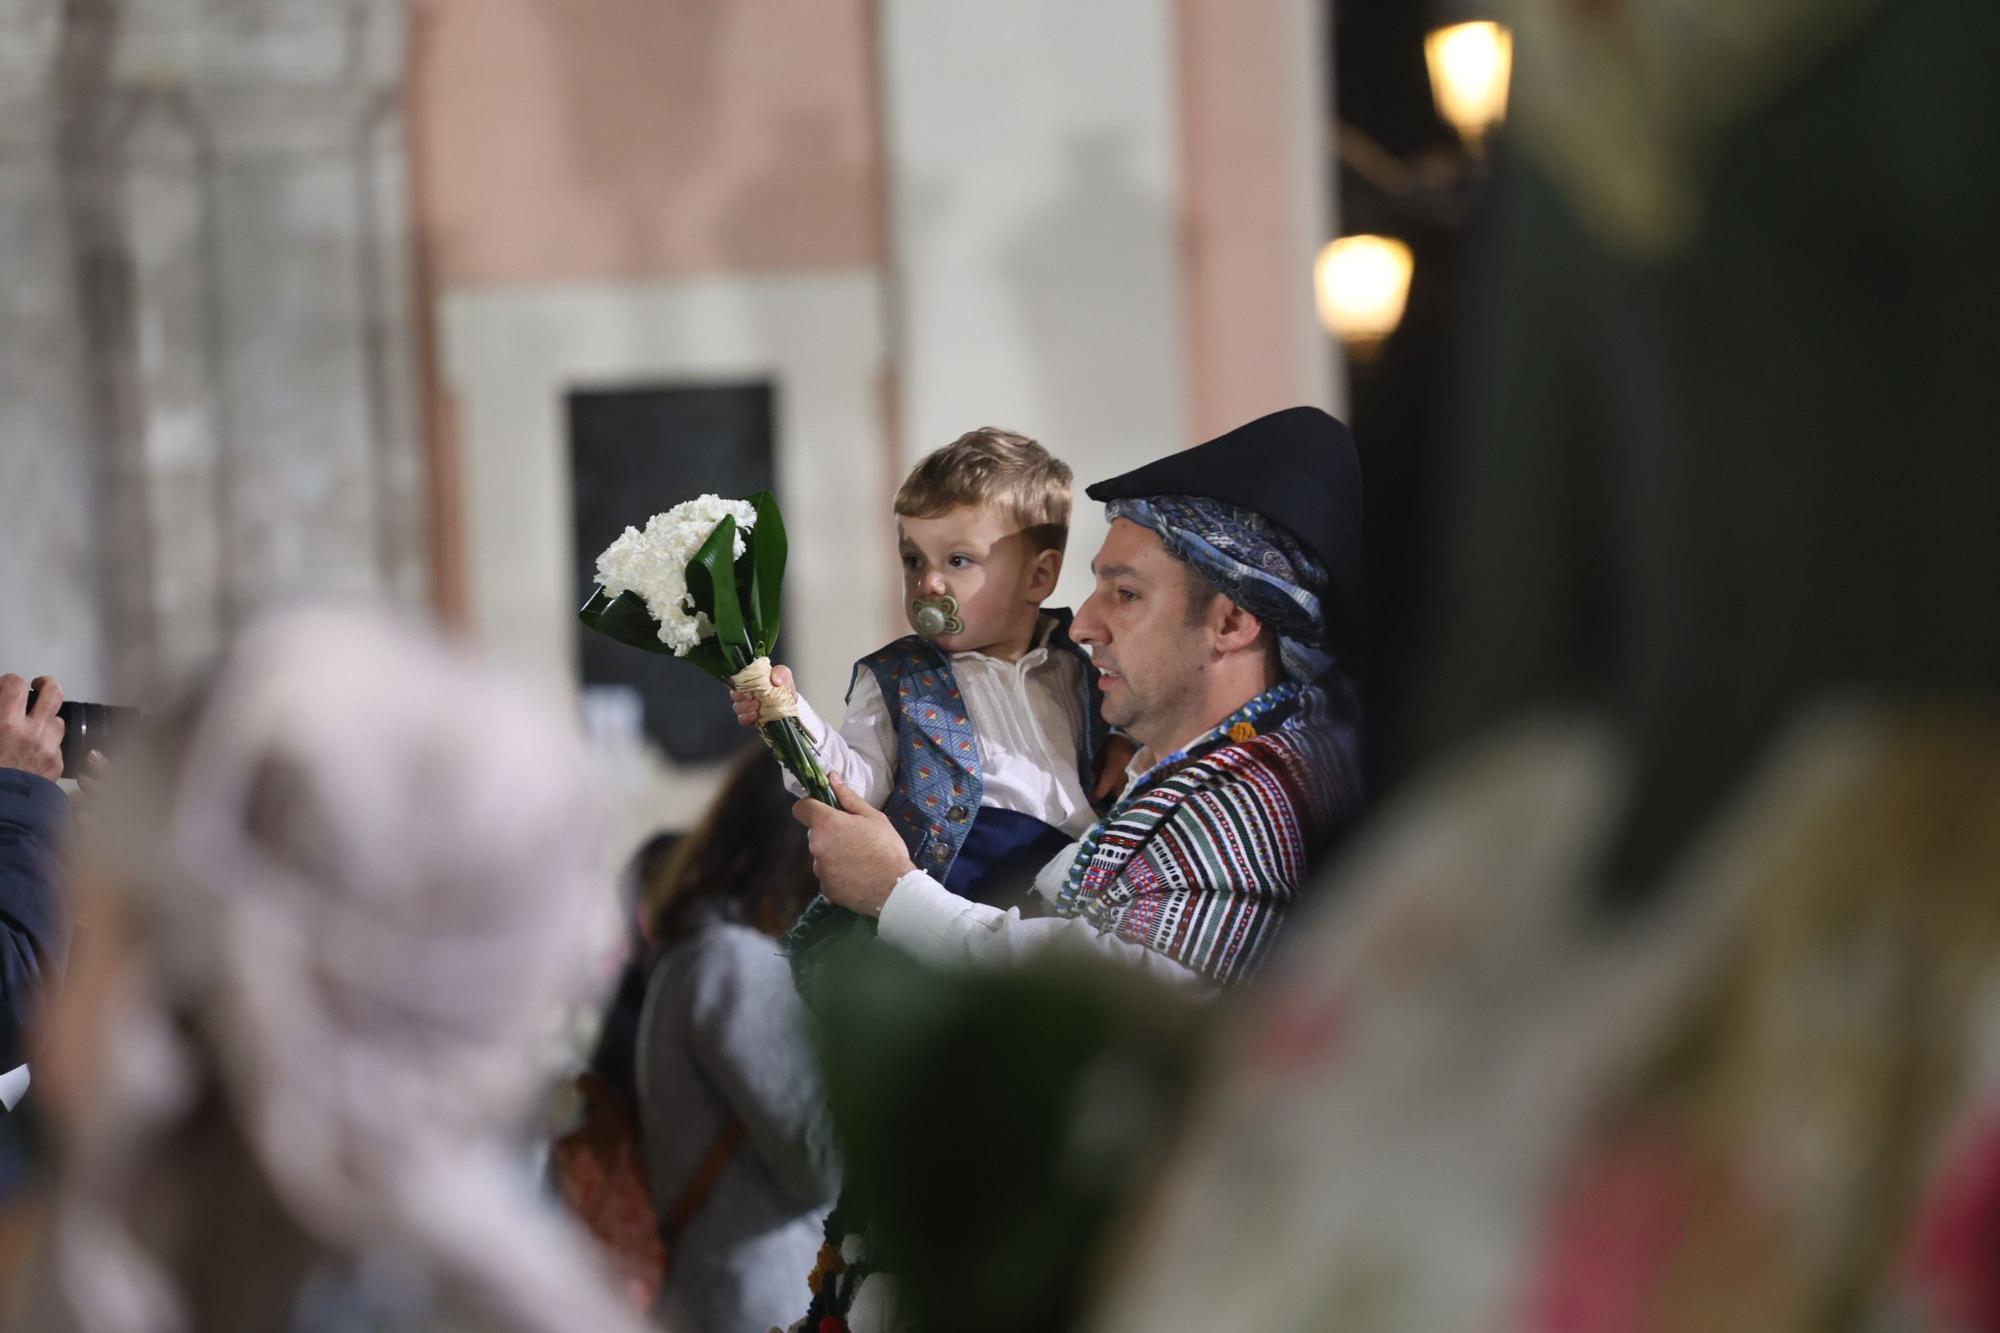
789, 672, 896, 809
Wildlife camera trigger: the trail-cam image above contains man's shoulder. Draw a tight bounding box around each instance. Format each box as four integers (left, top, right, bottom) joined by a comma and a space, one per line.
1142, 713, 1357, 831
1171, 722, 1322, 786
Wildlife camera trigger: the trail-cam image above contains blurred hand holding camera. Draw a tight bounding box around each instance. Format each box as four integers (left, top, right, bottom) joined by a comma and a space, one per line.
0, 674, 65, 783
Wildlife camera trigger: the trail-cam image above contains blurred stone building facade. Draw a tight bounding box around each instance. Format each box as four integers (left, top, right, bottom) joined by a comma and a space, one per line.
2, 0, 1336, 831
1, 0, 426, 701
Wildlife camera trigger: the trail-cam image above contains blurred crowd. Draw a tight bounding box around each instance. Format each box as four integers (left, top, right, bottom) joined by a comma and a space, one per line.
2, 1, 1996, 1331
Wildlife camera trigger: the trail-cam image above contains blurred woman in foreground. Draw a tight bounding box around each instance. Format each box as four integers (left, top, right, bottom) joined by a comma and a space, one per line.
8, 610, 647, 1333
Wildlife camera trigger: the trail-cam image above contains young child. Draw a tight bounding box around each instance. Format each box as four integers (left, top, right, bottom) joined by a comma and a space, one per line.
732, 427, 1118, 905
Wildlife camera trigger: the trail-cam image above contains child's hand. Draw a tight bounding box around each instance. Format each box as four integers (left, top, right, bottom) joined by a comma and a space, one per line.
730, 663, 795, 727
1092, 732, 1140, 803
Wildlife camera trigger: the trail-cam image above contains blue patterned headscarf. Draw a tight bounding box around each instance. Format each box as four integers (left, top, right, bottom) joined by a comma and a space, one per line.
1107, 495, 1334, 683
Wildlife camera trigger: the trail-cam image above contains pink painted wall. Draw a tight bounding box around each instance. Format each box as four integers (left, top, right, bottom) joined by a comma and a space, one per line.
404, 0, 886, 619
407, 0, 883, 287
402, 0, 1327, 618
1176, 0, 1330, 438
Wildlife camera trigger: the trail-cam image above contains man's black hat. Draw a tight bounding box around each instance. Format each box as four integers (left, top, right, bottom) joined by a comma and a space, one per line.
1085, 405, 1362, 652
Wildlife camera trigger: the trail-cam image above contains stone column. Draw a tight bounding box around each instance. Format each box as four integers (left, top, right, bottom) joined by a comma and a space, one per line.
52, 0, 427, 695
0, 1, 109, 697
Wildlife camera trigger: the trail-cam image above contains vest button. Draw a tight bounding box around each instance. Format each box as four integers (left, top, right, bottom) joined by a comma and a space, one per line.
930, 842, 951, 861
947, 805, 969, 823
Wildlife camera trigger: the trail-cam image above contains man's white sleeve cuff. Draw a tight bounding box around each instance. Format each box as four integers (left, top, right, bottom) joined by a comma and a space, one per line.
877, 869, 976, 967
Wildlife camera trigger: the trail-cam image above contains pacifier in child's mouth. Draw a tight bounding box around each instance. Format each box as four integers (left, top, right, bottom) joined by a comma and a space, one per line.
912, 595, 965, 638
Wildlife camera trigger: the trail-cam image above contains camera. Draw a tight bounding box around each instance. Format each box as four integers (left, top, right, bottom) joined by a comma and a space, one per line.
21, 687, 136, 780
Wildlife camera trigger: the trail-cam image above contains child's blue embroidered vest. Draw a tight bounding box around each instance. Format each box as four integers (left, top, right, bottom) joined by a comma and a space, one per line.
850, 608, 1108, 892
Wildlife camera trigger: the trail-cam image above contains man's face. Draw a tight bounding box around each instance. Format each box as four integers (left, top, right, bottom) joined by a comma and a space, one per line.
1071, 518, 1215, 751
896, 505, 1052, 654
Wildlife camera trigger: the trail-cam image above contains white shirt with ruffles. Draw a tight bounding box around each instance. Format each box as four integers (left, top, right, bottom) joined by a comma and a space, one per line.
787, 615, 1097, 840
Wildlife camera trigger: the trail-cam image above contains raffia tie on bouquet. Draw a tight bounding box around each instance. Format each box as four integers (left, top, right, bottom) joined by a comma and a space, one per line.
730, 657, 800, 725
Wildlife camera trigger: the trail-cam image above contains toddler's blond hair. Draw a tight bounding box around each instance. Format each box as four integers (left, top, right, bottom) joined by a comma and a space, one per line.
893, 428, 1071, 553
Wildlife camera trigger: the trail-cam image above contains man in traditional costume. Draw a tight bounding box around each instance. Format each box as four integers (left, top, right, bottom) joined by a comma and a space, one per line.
797, 405, 1366, 991
792, 407, 1368, 1328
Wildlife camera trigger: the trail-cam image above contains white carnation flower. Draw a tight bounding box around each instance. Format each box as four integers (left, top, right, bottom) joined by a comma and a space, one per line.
593, 494, 758, 654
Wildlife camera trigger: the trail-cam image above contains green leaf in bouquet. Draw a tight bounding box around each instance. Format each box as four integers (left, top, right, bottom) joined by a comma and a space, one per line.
679, 634, 737, 680
745, 490, 788, 657
579, 585, 736, 678
686, 516, 753, 668
578, 586, 678, 655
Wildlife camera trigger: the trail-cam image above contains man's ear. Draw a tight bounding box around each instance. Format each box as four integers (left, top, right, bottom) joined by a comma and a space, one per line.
1211, 598, 1265, 656
1027, 545, 1063, 601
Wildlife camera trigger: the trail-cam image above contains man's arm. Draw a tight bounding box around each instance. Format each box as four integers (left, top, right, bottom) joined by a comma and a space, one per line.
875, 868, 1213, 993
794, 777, 1213, 993
0, 674, 72, 1071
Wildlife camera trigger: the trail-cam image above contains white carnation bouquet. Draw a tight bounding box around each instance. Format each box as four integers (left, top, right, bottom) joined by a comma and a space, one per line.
581, 491, 835, 805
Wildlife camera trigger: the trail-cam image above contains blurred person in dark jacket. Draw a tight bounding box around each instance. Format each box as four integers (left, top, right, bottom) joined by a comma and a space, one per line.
590, 830, 679, 1111
0, 673, 76, 1205
0, 674, 70, 1080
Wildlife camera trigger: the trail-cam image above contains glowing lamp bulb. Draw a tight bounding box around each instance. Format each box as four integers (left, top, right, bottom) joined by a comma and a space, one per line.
1425, 20, 1513, 147
1315, 234, 1414, 354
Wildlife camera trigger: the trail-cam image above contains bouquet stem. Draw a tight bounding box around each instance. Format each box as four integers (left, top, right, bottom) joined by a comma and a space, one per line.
758, 715, 838, 808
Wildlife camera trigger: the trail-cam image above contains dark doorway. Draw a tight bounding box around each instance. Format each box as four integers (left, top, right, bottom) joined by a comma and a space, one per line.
568, 381, 781, 764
